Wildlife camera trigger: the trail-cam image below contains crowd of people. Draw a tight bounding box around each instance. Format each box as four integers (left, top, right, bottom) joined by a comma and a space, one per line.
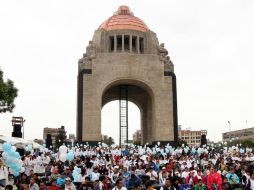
0, 143, 254, 190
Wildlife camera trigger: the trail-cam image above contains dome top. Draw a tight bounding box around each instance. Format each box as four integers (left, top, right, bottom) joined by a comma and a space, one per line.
99, 5, 149, 32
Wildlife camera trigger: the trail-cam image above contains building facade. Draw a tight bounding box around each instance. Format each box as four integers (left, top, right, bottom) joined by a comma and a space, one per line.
43, 126, 66, 148
222, 127, 254, 142
77, 5, 178, 145
179, 130, 207, 147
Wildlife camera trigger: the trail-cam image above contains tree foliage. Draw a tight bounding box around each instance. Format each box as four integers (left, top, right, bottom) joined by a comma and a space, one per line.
133, 140, 141, 146
0, 69, 18, 113
226, 139, 254, 148
103, 136, 115, 146
55, 126, 67, 149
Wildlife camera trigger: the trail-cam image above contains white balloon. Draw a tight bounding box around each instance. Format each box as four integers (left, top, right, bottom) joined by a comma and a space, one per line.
2, 152, 7, 159
11, 146, 16, 151
59, 153, 67, 162
20, 167, 25, 173
59, 145, 68, 154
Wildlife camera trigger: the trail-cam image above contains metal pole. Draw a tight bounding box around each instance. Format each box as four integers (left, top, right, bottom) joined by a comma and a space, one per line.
228, 121, 231, 141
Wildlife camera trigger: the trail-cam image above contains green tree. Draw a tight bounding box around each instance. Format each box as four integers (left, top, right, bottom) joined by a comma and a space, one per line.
55, 126, 67, 149
226, 139, 254, 148
103, 136, 115, 146
0, 69, 18, 113
133, 140, 141, 146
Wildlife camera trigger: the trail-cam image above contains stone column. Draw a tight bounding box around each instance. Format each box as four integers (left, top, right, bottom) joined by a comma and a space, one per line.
130, 35, 132, 53
114, 34, 117, 52
137, 36, 140, 54
122, 34, 124, 52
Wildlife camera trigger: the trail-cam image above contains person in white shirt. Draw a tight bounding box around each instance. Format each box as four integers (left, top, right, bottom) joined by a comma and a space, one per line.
65, 177, 77, 190
113, 179, 127, 190
181, 167, 189, 178
0, 160, 8, 188
91, 167, 100, 182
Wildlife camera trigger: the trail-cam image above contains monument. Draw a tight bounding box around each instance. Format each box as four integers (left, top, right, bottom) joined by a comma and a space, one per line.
77, 6, 178, 146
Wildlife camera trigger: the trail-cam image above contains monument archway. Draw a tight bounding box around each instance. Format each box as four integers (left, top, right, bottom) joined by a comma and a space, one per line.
101, 79, 155, 145
76, 5, 178, 146
101, 100, 141, 145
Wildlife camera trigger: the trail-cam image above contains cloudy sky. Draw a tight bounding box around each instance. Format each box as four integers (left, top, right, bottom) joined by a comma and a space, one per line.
0, 0, 254, 144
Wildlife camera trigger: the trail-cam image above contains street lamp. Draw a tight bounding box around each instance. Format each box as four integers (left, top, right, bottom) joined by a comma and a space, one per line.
228, 121, 231, 141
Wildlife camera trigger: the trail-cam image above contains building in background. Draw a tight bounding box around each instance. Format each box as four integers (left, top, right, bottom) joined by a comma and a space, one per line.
179, 129, 207, 147
43, 126, 66, 148
222, 127, 254, 142
133, 130, 141, 143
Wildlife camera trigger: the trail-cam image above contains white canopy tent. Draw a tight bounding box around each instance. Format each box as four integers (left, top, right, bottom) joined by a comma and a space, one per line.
0, 135, 42, 150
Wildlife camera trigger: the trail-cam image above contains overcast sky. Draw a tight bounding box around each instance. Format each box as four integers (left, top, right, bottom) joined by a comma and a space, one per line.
0, 0, 254, 143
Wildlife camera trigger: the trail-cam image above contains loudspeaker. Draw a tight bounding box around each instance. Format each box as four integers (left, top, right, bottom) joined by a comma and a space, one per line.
12, 124, 22, 138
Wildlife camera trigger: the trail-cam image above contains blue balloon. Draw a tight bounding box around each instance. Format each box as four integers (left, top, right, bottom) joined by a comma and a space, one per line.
14, 152, 20, 159
67, 152, 74, 162
13, 171, 19, 177
9, 150, 16, 157
6, 159, 12, 166
3, 143, 12, 152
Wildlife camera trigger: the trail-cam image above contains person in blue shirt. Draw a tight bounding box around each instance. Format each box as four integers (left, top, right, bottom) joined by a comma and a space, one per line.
56, 173, 66, 187
226, 167, 240, 185
122, 167, 131, 187
179, 177, 191, 190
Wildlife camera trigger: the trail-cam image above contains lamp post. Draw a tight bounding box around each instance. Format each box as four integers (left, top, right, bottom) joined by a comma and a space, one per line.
228, 121, 231, 141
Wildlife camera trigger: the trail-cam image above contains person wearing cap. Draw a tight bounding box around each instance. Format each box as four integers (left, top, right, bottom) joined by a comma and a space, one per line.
65, 177, 76, 190
158, 166, 168, 181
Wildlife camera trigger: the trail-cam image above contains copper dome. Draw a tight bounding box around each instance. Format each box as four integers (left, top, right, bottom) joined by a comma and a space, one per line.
99, 5, 149, 32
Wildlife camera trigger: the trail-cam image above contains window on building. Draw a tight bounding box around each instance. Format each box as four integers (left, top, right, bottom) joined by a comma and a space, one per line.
124, 35, 130, 51
139, 37, 144, 53
117, 35, 122, 52
109, 36, 114, 52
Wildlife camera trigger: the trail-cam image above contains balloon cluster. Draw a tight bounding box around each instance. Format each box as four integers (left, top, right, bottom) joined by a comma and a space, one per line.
67, 151, 74, 162
72, 166, 81, 182
2, 142, 24, 177
58, 145, 75, 162
59, 145, 68, 162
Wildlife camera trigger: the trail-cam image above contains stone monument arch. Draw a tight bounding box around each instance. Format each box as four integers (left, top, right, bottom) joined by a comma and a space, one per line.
77, 5, 178, 146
